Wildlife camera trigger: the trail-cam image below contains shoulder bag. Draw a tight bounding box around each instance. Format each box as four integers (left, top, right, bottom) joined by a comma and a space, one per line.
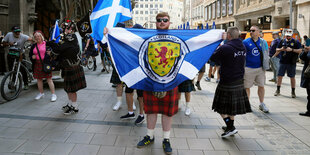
35, 44, 52, 74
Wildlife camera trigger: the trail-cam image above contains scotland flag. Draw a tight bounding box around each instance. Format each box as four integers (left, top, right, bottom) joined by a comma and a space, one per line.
107, 28, 224, 91
90, 0, 132, 43
51, 20, 60, 43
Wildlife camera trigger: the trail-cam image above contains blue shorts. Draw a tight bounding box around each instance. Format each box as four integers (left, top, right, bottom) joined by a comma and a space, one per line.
278, 63, 296, 78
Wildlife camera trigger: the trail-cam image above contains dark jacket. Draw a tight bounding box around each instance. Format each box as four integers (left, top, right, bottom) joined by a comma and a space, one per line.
210, 39, 246, 84
300, 50, 310, 88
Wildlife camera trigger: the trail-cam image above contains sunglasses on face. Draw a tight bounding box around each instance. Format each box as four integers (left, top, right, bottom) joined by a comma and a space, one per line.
249, 30, 256, 32
156, 18, 169, 23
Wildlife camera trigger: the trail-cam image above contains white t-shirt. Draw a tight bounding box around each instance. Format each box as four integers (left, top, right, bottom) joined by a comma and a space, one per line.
2, 32, 29, 49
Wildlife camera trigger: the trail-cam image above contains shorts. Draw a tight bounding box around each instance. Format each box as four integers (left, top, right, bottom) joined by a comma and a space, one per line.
244, 67, 265, 88
278, 63, 296, 78
125, 85, 143, 97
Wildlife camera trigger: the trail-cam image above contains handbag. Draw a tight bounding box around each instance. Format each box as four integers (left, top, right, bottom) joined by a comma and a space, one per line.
35, 44, 52, 74
304, 63, 310, 78
252, 38, 270, 70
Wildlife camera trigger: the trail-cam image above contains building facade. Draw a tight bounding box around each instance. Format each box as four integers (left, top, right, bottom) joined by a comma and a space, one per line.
132, 0, 183, 29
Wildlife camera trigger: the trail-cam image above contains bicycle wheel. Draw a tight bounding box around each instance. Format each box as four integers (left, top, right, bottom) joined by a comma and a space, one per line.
1, 71, 23, 101
87, 57, 94, 70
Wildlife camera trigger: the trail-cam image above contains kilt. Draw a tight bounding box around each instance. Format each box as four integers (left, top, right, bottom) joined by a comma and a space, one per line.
143, 87, 179, 117
212, 79, 252, 115
63, 65, 87, 93
110, 68, 122, 84
178, 80, 195, 92
33, 60, 52, 79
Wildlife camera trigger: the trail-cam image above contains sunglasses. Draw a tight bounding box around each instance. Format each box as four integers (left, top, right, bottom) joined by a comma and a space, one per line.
156, 18, 169, 23
249, 30, 256, 32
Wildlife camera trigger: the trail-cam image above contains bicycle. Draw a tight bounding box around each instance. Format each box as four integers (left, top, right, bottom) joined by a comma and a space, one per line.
81, 52, 94, 70
1, 43, 33, 101
101, 49, 112, 73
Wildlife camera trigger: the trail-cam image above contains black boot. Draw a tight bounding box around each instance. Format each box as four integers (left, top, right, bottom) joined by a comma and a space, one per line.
93, 60, 97, 71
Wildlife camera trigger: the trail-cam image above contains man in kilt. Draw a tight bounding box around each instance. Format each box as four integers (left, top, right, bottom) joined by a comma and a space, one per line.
49, 22, 86, 115
136, 12, 177, 154
211, 27, 252, 137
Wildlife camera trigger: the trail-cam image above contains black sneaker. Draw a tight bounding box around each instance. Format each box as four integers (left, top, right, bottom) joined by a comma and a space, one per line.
291, 92, 296, 98
222, 126, 226, 131
62, 104, 70, 112
101, 68, 106, 72
195, 82, 202, 90
162, 138, 172, 155
274, 90, 280, 96
120, 113, 135, 119
135, 115, 145, 125
221, 126, 238, 138
63, 106, 79, 115
137, 135, 154, 148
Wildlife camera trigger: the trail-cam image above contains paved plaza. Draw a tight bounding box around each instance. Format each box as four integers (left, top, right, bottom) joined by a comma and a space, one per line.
0, 62, 310, 155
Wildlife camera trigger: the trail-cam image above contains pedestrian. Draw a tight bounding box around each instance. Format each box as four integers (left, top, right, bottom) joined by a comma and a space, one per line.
303, 35, 310, 47
211, 27, 251, 137
243, 25, 269, 113
49, 22, 86, 115
30, 30, 57, 101
269, 31, 281, 83
2, 26, 33, 89
273, 29, 302, 98
136, 12, 176, 154
195, 65, 205, 90
299, 45, 310, 116
205, 60, 217, 82
111, 22, 126, 111
178, 80, 195, 116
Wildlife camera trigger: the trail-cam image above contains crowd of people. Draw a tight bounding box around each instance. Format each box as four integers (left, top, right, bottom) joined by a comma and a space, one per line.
1, 12, 310, 155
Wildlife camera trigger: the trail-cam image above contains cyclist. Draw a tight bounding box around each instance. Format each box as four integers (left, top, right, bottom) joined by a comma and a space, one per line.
2, 26, 33, 90
97, 41, 109, 73
84, 34, 98, 71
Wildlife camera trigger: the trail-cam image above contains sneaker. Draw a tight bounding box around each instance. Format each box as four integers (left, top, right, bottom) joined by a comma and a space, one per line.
23, 84, 29, 90
274, 90, 280, 96
259, 103, 269, 113
291, 92, 296, 98
205, 77, 211, 82
62, 104, 70, 112
222, 126, 227, 130
101, 68, 105, 72
35, 93, 44, 100
195, 82, 202, 90
221, 126, 238, 138
162, 139, 172, 155
120, 113, 135, 119
51, 94, 57, 102
185, 107, 191, 116
216, 79, 220, 83
299, 111, 310, 117
113, 101, 122, 111
137, 135, 154, 148
135, 115, 145, 125
133, 102, 136, 111
63, 106, 79, 115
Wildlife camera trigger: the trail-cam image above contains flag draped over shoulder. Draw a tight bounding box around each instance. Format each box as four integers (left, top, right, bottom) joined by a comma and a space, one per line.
51, 20, 60, 43
90, 0, 132, 43
107, 28, 224, 91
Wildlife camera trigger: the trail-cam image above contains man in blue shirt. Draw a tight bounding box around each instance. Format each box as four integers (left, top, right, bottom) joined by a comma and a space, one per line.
243, 25, 269, 113
273, 29, 302, 98
269, 31, 281, 83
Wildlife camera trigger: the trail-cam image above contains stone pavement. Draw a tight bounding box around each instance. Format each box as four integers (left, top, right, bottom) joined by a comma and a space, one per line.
0, 63, 310, 155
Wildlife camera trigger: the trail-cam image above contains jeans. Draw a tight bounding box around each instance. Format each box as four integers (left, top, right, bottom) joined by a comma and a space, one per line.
269, 57, 280, 80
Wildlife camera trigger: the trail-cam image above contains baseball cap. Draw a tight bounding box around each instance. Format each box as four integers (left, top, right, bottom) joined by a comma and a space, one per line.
272, 31, 279, 35
12, 26, 21, 32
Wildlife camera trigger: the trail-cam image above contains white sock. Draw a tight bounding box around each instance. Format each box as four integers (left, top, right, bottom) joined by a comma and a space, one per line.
71, 102, 78, 108
147, 129, 154, 139
67, 100, 72, 106
186, 102, 190, 108
117, 96, 122, 103
128, 111, 134, 115
163, 131, 170, 139
140, 114, 144, 117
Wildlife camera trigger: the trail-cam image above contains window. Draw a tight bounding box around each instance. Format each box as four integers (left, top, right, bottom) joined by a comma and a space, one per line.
140, 17, 143, 20
150, 4, 153, 8
145, 4, 148, 8
140, 11, 143, 14
145, 11, 148, 14
140, 4, 143, 8
150, 10, 153, 14
135, 4, 139, 8
145, 17, 148, 20
135, 17, 138, 20
160, 4, 163, 8
155, 11, 158, 14
135, 10, 139, 14
155, 4, 158, 8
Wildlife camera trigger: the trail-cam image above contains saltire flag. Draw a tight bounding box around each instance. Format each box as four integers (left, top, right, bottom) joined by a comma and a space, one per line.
77, 12, 92, 38
90, 0, 132, 43
51, 20, 60, 43
212, 21, 216, 29
106, 28, 224, 91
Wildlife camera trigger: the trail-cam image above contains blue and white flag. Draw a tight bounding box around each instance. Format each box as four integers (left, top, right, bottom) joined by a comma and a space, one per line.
107, 28, 224, 91
212, 21, 216, 29
90, 0, 132, 43
51, 20, 60, 43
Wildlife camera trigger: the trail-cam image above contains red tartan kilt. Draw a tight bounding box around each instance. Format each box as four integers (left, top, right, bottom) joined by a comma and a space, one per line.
143, 87, 179, 117
33, 60, 52, 79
